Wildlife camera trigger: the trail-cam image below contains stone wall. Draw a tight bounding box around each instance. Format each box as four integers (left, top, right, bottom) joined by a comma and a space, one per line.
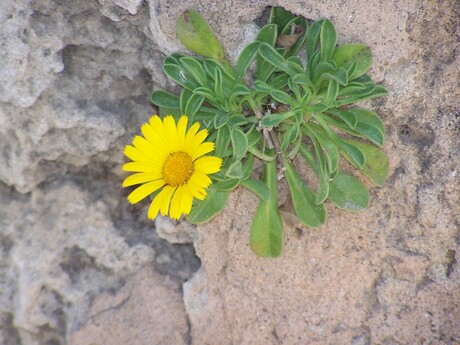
0, 0, 458, 344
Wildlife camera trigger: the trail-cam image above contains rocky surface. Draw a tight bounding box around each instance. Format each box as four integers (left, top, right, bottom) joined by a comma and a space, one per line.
0, 0, 459, 344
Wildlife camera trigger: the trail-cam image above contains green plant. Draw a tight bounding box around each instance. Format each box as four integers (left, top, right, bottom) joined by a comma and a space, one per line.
150, 7, 389, 257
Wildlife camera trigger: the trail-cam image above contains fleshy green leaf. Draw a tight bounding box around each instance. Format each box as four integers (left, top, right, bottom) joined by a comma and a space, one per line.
187, 189, 229, 224
231, 127, 248, 161
163, 64, 201, 91
321, 67, 348, 86
250, 160, 283, 257
284, 161, 327, 227
320, 19, 337, 62
304, 124, 339, 179
179, 56, 208, 86
270, 89, 297, 106
332, 43, 372, 80
241, 153, 255, 180
326, 108, 358, 129
328, 172, 369, 211
299, 143, 330, 204
312, 61, 337, 85
315, 115, 366, 168
259, 43, 298, 76
214, 112, 229, 129
241, 179, 270, 202
236, 41, 261, 83
150, 90, 180, 109
215, 124, 231, 157
336, 85, 387, 106
180, 88, 192, 114
256, 24, 278, 81
246, 126, 262, 147
306, 20, 323, 63
345, 139, 389, 186
184, 93, 204, 121
253, 80, 273, 93
260, 111, 295, 127
176, 10, 227, 63
213, 178, 240, 191
226, 160, 243, 179
269, 6, 296, 32
324, 79, 339, 106
348, 108, 385, 146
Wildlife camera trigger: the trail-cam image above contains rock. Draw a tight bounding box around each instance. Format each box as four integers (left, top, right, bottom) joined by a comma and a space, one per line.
0, 0, 459, 344
69, 265, 189, 345
155, 216, 197, 244
0, 182, 154, 343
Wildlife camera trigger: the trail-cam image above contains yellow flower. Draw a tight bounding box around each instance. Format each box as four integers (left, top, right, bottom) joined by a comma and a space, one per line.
122, 115, 222, 220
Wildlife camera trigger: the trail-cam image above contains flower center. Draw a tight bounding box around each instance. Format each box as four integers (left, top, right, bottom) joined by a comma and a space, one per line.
162, 151, 194, 187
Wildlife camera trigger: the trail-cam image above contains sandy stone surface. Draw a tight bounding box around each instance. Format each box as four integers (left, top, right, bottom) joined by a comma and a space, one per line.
0, 0, 459, 344
69, 265, 189, 345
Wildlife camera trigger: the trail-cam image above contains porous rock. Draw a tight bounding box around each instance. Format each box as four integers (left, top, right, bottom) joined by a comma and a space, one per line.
0, 0, 459, 344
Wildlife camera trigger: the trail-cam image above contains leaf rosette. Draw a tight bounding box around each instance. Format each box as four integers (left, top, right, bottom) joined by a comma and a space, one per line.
150, 7, 389, 257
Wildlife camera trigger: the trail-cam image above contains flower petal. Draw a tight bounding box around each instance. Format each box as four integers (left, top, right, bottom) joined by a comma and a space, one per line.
169, 185, 184, 219
181, 186, 194, 215
186, 179, 207, 200
141, 122, 168, 150
122, 162, 157, 172
189, 171, 212, 188
184, 122, 201, 148
163, 115, 180, 151
177, 116, 188, 148
127, 180, 165, 204
191, 142, 215, 160
189, 129, 209, 152
124, 145, 149, 163
194, 156, 222, 174
122, 172, 162, 187
159, 185, 175, 216
132, 135, 155, 157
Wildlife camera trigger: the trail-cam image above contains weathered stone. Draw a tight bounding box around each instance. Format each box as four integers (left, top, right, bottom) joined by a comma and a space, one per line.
69, 265, 189, 345
0, 0, 459, 344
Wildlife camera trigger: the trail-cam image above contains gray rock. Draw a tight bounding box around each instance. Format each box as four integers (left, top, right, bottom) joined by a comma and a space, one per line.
0, 0, 459, 344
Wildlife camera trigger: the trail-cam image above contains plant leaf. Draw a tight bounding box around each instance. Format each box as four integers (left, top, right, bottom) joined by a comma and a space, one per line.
187, 189, 229, 224
241, 179, 270, 202
332, 43, 372, 80
259, 43, 298, 77
231, 127, 248, 161
306, 20, 323, 63
185, 93, 204, 121
250, 160, 283, 257
241, 153, 255, 180
226, 160, 243, 179
348, 108, 385, 146
345, 139, 389, 186
320, 19, 337, 62
299, 143, 330, 204
328, 172, 369, 211
164, 64, 201, 91
179, 56, 208, 86
213, 178, 240, 191
256, 24, 278, 81
236, 41, 261, 83
270, 89, 297, 106
215, 124, 231, 157
176, 10, 227, 63
260, 111, 295, 127
214, 111, 229, 129
150, 90, 180, 109
269, 6, 296, 32
284, 161, 327, 227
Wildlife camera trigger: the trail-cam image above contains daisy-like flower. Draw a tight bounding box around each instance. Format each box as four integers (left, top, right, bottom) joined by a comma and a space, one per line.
122, 115, 222, 220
